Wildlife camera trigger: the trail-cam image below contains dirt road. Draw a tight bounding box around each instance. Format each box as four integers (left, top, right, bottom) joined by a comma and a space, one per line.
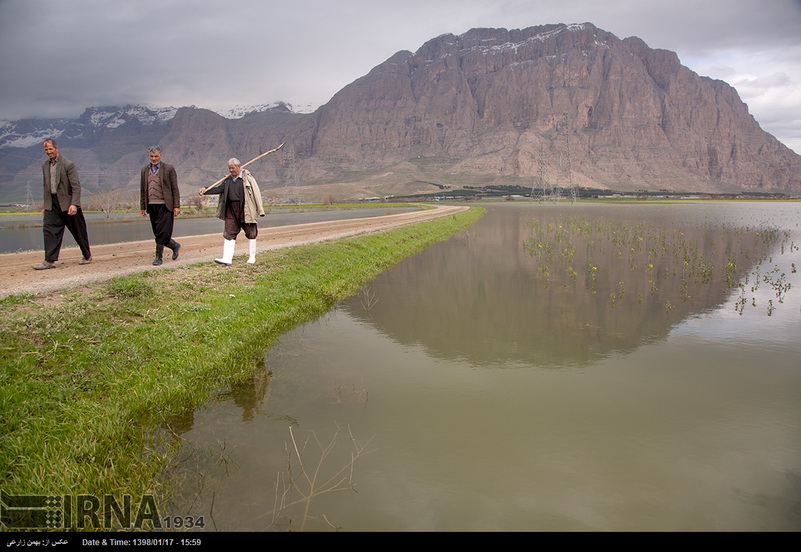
0, 204, 467, 299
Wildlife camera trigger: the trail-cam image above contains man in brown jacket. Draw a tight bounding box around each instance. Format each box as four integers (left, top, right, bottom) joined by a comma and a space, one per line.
140, 146, 181, 266
33, 138, 92, 270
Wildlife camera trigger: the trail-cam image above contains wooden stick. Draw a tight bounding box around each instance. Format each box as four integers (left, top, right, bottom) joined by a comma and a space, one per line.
203, 142, 285, 192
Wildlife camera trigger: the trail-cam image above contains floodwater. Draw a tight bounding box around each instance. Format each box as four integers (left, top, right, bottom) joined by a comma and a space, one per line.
0, 207, 417, 254
165, 201, 801, 532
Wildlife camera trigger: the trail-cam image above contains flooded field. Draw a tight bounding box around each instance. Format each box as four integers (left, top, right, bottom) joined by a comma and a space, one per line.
164, 201, 801, 531
0, 207, 418, 254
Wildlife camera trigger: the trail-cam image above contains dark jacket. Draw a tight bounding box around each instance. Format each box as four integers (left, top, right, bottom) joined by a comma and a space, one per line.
42, 155, 81, 211
203, 169, 265, 223
140, 162, 180, 211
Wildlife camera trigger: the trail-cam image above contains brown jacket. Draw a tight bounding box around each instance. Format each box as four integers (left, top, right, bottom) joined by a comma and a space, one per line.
140, 162, 180, 211
42, 155, 81, 211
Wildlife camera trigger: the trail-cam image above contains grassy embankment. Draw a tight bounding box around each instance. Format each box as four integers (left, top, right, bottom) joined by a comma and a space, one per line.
0, 205, 485, 528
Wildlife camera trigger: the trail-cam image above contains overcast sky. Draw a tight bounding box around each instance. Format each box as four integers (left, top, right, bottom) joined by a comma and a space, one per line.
1, 0, 799, 153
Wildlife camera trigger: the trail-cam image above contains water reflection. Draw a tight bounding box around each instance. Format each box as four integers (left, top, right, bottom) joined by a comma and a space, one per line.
219, 370, 273, 423
342, 204, 794, 366
165, 202, 801, 532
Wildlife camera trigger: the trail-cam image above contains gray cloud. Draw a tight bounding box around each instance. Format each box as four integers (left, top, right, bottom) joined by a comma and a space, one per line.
1, 0, 799, 152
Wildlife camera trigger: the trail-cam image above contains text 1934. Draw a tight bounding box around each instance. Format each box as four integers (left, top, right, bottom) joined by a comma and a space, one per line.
162, 515, 205, 529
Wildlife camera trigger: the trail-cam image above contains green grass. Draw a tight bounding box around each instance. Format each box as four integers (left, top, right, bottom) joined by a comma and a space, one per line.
0, 206, 485, 530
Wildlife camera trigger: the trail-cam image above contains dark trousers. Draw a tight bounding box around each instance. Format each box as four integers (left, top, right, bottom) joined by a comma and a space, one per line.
43, 194, 91, 262
222, 201, 258, 240
147, 203, 175, 246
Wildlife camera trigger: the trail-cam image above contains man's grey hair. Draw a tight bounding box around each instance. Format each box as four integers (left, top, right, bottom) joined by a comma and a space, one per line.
228, 158, 241, 166
148, 145, 162, 154
43, 138, 58, 147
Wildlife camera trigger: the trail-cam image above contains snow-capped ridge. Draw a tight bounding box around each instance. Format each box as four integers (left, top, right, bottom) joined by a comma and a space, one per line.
212, 101, 319, 119
84, 105, 178, 128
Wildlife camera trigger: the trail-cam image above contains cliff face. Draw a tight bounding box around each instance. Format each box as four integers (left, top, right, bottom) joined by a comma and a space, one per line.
303, 23, 800, 194
2, 23, 799, 202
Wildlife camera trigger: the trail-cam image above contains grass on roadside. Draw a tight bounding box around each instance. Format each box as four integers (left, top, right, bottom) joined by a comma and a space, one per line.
0, 206, 485, 530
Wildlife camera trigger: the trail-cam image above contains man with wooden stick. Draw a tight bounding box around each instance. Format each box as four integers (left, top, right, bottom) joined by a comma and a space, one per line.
198, 157, 265, 265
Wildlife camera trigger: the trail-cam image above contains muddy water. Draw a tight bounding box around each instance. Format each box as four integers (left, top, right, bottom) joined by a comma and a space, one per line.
0, 207, 418, 254
165, 202, 801, 532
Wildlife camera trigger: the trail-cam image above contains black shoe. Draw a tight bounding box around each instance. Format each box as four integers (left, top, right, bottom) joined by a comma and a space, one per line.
171, 242, 181, 260
153, 245, 164, 266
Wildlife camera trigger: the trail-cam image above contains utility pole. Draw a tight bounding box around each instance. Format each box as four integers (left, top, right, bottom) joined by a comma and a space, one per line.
25, 182, 35, 211
530, 142, 551, 201
541, 142, 551, 201
556, 112, 577, 202
285, 144, 302, 204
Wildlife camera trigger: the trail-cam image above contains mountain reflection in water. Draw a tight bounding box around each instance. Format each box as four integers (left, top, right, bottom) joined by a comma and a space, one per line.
165, 201, 801, 532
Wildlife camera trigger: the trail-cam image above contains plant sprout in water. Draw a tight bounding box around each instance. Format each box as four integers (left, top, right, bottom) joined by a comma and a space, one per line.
523, 216, 797, 316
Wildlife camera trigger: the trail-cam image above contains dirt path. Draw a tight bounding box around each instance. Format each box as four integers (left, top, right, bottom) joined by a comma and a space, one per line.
0, 205, 467, 299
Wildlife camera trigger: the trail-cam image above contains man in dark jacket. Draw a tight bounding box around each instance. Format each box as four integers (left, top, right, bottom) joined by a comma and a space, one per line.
33, 138, 92, 270
140, 146, 181, 265
198, 157, 265, 265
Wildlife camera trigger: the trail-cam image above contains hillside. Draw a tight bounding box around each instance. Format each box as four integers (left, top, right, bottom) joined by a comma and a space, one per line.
1, 23, 800, 204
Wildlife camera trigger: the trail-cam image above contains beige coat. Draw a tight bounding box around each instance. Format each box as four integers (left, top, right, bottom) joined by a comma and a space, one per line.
208, 169, 265, 223
241, 170, 266, 223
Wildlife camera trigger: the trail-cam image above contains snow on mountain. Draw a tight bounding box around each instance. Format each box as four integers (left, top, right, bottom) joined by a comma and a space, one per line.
0, 102, 315, 149
213, 103, 281, 119
0, 121, 66, 148
0, 105, 179, 149
212, 101, 319, 118
84, 105, 179, 128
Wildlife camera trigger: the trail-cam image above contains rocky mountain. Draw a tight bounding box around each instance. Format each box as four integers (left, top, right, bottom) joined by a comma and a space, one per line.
2, 22, 800, 204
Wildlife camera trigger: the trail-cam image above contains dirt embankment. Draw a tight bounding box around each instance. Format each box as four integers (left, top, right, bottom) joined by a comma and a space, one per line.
0, 205, 467, 299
